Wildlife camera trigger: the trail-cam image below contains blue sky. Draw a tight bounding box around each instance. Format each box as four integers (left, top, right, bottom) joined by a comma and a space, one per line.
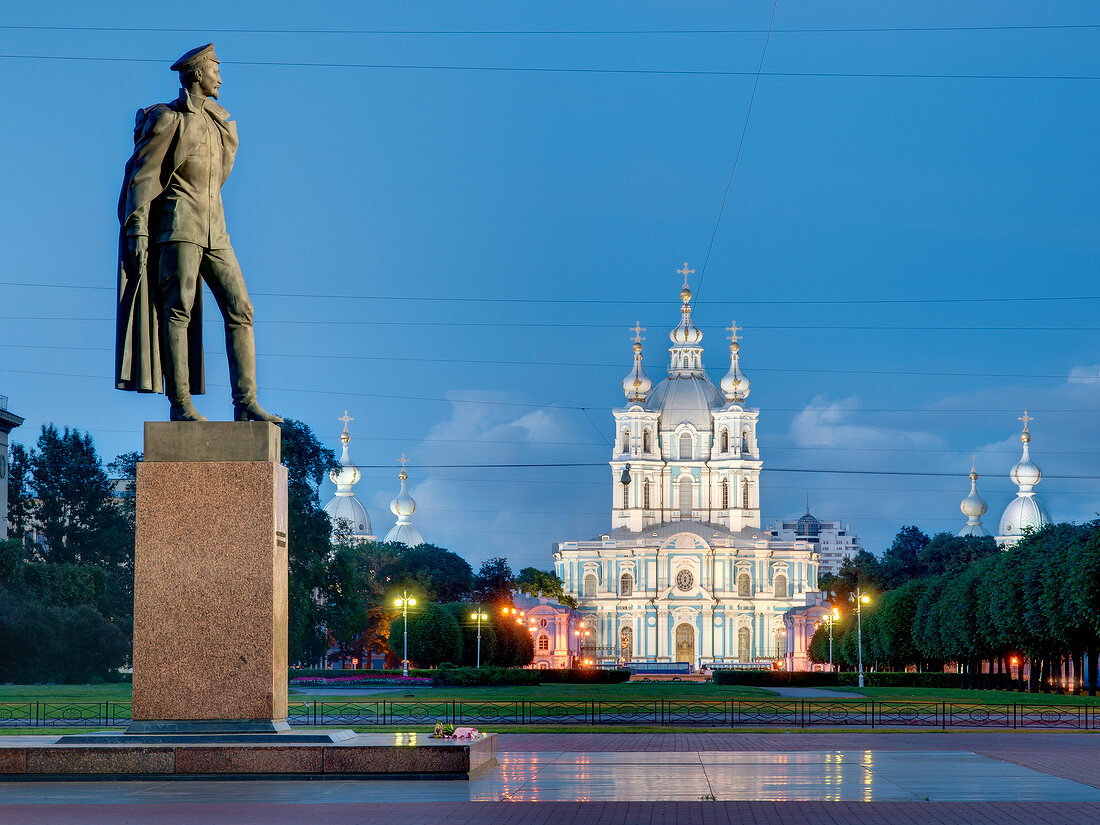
1, 1, 1098, 571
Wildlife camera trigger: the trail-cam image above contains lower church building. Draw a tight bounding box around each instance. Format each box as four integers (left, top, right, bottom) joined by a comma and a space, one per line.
554, 272, 821, 670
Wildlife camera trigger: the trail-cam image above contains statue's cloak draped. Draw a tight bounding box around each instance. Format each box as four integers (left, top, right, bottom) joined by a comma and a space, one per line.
115, 93, 240, 394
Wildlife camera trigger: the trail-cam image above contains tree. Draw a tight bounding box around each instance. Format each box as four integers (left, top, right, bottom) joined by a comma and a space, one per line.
878, 525, 929, 587
830, 549, 884, 604
383, 544, 473, 603
5, 443, 35, 545
387, 601, 462, 667
516, 567, 576, 607
473, 557, 516, 606
918, 532, 998, 577
489, 606, 535, 667
26, 425, 130, 566
280, 419, 338, 666
444, 602, 499, 667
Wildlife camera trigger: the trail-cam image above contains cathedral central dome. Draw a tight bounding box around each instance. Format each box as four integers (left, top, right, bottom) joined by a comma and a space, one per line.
645, 374, 725, 429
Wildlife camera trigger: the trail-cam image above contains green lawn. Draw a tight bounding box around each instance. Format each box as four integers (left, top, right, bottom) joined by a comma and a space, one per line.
820, 686, 1100, 706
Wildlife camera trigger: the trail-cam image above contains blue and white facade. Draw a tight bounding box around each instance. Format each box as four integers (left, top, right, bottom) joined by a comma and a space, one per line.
554, 277, 819, 669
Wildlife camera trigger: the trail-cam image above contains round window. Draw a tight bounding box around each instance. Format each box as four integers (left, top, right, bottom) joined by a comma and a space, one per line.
676, 570, 694, 591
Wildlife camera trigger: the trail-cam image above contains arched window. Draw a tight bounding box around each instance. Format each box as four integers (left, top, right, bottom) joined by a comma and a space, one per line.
741, 428, 750, 453
721, 478, 729, 509
620, 626, 633, 661
679, 433, 693, 460
737, 627, 751, 661
642, 429, 651, 452
583, 573, 597, 598
678, 477, 693, 514
619, 573, 633, 597
643, 479, 651, 509
742, 480, 751, 509
720, 429, 729, 452
737, 572, 751, 597
622, 480, 630, 509
773, 574, 788, 599
621, 429, 630, 453
537, 635, 549, 651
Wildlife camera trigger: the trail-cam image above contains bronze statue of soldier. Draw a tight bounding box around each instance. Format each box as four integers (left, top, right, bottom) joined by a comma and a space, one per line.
115, 44, 281, 424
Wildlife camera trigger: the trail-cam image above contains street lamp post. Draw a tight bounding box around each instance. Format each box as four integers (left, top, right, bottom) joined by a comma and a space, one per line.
470, 608, 488, 668
395, 590, 417, 677
849, 588, 871, 688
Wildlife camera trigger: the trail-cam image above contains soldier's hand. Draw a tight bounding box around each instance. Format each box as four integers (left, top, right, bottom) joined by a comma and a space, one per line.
128, 236, 148, 273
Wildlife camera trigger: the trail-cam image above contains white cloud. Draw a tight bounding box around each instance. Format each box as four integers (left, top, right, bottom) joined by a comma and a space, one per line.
1068, 365, 1100, 384
789, 395, 941, 450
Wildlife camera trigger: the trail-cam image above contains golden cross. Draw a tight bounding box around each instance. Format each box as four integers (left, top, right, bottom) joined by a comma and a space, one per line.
398, 453, 410, 470
1018, 410, 1034, 432
677, 262, 695, 287
630, 321, 645, 343
726, 320, 742, 344
970, 454, 976, 473
338, 410, 353, 428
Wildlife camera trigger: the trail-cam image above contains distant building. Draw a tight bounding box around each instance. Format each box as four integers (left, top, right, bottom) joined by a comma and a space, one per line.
958, 458, 991, 537
0, 395, 25, 541
995, 412, 1052, 546
768, 507, 861, 579
512, 593, 588, 669
383, 457, 424, 546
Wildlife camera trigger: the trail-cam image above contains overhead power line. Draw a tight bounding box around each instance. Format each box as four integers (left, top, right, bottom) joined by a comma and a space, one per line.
1, 54, 1097, 81
4, 281, 1099, 307
2, 23, 1097, 35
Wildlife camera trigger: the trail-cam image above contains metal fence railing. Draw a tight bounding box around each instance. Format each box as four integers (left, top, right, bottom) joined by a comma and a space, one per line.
3, 699, 1097, 730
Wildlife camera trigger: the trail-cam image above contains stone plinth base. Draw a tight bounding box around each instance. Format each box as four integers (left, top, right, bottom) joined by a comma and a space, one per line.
0, 733, 497, 780
133, 421, 288, 728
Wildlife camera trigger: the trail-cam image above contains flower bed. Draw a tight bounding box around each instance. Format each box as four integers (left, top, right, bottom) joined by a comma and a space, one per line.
431, 723, 481, 739
290, 675, 433, 687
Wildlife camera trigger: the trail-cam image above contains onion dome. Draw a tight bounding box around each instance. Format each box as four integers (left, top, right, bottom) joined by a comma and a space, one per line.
622, 322, 653, 401
998, 411, 1052, 539
720, 320, 751, 402
958, 457, 991, 537
323, 411, 373, 537
669, 263, 703, 348
384, 455, 424, 546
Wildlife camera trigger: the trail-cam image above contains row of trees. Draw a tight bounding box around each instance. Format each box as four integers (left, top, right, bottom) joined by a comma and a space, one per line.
810, 523, 1100, 694
3, 420, 560, 680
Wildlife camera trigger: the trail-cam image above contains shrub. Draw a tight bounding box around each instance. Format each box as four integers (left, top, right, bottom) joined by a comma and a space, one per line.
290, 667, 435, 679
713, 670, 973, 689
432, 666, 540, 687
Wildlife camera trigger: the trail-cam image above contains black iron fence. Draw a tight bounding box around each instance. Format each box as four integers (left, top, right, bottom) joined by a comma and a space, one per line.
3, 699, 1098, 730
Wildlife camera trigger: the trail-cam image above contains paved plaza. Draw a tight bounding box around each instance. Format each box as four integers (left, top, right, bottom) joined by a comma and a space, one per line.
2, 731, 1099, 824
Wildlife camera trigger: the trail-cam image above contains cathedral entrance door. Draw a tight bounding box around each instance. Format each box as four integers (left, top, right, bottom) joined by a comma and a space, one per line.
674, 623, 694, 665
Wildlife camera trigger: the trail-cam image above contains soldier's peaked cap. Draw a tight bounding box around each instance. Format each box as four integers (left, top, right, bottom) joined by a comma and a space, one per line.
170, 44, 218, 72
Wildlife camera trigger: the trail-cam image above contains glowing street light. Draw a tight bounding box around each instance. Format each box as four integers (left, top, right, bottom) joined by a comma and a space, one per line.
469, 608, 489, 668
825, 607, 840, 671
848, 588, 871, 688
394, 589, 417, 677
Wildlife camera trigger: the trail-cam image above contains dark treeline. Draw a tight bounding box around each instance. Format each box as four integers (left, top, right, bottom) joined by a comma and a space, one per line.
3, 420, 558, 681
810, 523, 1100, 695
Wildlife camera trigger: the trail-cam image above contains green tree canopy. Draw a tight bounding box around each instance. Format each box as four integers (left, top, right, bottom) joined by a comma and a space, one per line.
474, 557, 516, 606
388, 601, 462, 667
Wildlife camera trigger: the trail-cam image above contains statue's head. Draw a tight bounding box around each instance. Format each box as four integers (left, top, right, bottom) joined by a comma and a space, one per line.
171, 43, 221, 100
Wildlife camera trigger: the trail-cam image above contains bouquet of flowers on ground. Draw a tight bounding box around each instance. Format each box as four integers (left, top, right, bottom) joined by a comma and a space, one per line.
431, 723, 481, 739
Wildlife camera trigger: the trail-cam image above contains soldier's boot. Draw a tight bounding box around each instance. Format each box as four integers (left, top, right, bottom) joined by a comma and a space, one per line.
227, 327, 282, 423
165, 326, 207, 423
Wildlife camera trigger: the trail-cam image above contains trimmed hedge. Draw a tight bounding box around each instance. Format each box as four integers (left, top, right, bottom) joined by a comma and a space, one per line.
433, 666, 541, 687
538, 668, 630, 684
713, 670, 971, 689
290, 667, 435, 679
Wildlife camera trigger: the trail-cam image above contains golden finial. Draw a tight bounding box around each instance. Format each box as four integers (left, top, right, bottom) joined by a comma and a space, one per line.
969, 454, 978, 481
398, 453, 409, 480
1018, 410, 1034, 443
726, 320, 742, 351
630, 321, 645, 343
338, 410, 353, 443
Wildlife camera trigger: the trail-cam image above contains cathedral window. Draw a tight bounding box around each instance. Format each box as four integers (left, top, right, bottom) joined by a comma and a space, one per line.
737, 573, 751, 597
620, 573, 633, 597
773, 574, 788, 599
643, 429, 651, 452
621, 429, 630, 453
679, 433, 693, 460
676, 569, 694, 591
620, 626, 633, 661
583, 573, 597, 598
721, 478, 729, 509
738, 627, 751, 661
742, 480, 750, 509
741, 429, 750, 453
678, 477, 693, 514
537, 635, 549, 651
721, 429, 729, 453
622, 481, 630, 509
643, 479, 651, 509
